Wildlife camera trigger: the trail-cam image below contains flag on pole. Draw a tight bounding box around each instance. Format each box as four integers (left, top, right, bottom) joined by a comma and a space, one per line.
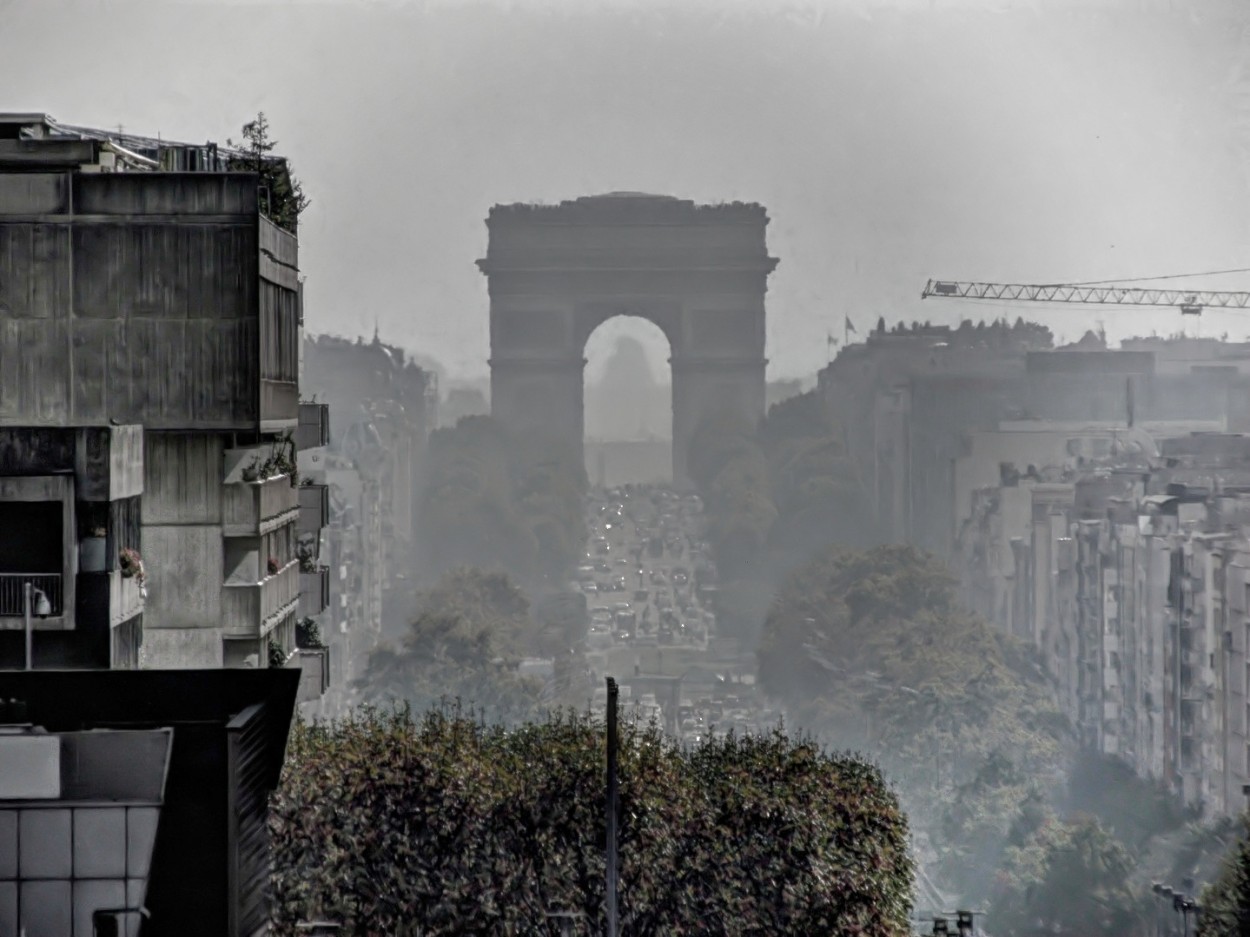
845, 316, 857, 335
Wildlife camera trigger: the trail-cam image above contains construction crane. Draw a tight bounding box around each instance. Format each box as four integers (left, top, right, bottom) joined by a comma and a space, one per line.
921, 279, 1250, 316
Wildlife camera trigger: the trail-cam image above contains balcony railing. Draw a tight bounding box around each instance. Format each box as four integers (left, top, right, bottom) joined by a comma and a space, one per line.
299, 566, 331, 618
222, 476, 300, 537
221, 562, 300, 639
0, 573, 63, 617
298, 484, 330, 537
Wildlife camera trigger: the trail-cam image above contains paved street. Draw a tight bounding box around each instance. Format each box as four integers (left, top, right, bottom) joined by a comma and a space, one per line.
575, 485, 777, 744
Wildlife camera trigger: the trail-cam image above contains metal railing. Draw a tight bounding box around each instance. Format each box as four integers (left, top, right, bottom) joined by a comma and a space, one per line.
0, 573, 62, 617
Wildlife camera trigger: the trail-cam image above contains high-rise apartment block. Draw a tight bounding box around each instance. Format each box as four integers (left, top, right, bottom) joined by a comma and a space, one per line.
0, 113, 330, 696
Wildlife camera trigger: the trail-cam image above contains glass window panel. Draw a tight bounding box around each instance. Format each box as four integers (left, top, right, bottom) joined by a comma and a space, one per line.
73, 878, 125, 937
19, 808, 71, 878
20, 879, 71, 937
74, 807, 126, 879
126, 807, 159, 879
0, 811, 15, 879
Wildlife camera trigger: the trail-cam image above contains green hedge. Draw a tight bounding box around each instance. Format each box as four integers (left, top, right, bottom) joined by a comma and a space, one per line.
270, 707, 913, 935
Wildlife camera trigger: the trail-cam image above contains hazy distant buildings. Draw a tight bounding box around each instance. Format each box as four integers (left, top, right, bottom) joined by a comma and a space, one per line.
824, 322, 1250, 818
822, 321, 1250, 555
0, 113, 329, 697
952, 412, 1250, 818
301, 333, 437, 703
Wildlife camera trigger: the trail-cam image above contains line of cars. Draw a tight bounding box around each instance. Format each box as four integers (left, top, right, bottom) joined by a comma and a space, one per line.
577, 485, 717, 651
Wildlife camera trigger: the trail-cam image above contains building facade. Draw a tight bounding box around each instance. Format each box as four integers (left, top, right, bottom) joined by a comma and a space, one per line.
954, 429, 1250, 818
0, 113, 329, 693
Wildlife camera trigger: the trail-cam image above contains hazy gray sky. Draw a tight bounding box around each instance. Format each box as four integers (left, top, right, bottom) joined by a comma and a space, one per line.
4, 0, 1250, 379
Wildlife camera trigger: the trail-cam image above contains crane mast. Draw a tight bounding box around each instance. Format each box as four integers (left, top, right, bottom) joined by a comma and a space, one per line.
921, 279, 1250, 315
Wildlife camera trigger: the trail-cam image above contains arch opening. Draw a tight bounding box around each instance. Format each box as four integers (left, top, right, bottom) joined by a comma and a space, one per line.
583, 315, 673, 488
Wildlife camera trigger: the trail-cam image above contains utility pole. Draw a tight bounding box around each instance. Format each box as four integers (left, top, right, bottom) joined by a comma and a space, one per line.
605, 677, 619, 937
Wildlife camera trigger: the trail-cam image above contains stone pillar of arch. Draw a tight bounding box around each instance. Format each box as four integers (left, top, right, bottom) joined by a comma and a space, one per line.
479, 193, 778, 490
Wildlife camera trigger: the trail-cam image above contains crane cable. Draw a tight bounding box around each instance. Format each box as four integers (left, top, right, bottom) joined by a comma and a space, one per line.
1043, 266, 1250, 288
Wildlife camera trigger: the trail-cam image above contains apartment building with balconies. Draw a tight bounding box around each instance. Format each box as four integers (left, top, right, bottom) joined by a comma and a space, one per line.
954, 428, 1250, 819
0, 112, 329, 687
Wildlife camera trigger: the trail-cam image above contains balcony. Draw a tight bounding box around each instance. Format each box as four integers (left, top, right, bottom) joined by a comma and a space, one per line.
222, 476, 300, 537
0, 573, 64, 621
297, 402, 330, 451
299, 484, 330, 537
221, 561, 300, 639
108, 569, 145, 627
299, 565, 331, 618
295, 647, 331, 703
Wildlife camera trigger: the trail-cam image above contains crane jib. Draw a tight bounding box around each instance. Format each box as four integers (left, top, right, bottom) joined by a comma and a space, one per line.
921, 279, 1250, 312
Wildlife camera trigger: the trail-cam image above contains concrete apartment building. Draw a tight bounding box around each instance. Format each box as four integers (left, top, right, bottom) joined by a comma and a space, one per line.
954, 428, 1250, 818
821, 323, 1250, 556
0, 113, 331, 694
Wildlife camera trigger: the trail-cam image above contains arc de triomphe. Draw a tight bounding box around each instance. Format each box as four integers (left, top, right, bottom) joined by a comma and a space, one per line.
477, 192, 778, 489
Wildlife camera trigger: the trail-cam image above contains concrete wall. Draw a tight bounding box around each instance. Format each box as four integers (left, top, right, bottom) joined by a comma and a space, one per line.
142, 625, 224, 669
141, 434, 223, 662
0, 172, 293, 431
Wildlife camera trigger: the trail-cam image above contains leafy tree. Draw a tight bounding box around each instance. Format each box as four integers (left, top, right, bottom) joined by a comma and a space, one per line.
357, 568, 544, 724
756, 544, 1072, 906
1197, 816, 1250, 936
226, 111, 310, 233
416, 416, 586, 588
689, 390, 874, 587
988, 816, 1144, 937
269, 706, 914, 936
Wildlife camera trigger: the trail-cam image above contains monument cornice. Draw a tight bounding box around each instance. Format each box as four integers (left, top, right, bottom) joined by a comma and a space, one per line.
477, 258, 779, 276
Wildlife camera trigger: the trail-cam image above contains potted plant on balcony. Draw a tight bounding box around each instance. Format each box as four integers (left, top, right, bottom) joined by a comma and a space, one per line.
267, 556, 281, 576
267, 638, 288, 668
296, 616, 325, 650
119, 547, 145, 584
80, 526, 107, 573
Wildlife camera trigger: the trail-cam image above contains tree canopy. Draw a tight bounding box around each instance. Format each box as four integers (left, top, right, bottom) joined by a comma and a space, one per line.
356, 567, 546, 724
688, 390, 873, 643
757, 543, 1073, 906
269, 706, 913, 936
988, 815, 1144, 937
416, 415, 587, 589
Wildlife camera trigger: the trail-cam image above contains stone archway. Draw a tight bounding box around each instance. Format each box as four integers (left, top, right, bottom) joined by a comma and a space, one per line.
478, 192, 778, 489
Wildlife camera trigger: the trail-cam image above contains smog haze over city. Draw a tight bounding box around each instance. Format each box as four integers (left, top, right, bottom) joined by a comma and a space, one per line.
8, 0, 1250, 934
5, 0, 1250, 379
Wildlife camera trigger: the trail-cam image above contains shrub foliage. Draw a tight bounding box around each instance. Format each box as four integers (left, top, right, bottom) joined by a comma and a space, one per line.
269, 707, 913, 935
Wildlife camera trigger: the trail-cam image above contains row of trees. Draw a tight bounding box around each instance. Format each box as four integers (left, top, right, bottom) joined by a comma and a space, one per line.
269, 706, 913, 935
756, 544, 1075, 913
688, 390, 874, 642
415, 416, 587, 589
749, 542, 1250, 935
